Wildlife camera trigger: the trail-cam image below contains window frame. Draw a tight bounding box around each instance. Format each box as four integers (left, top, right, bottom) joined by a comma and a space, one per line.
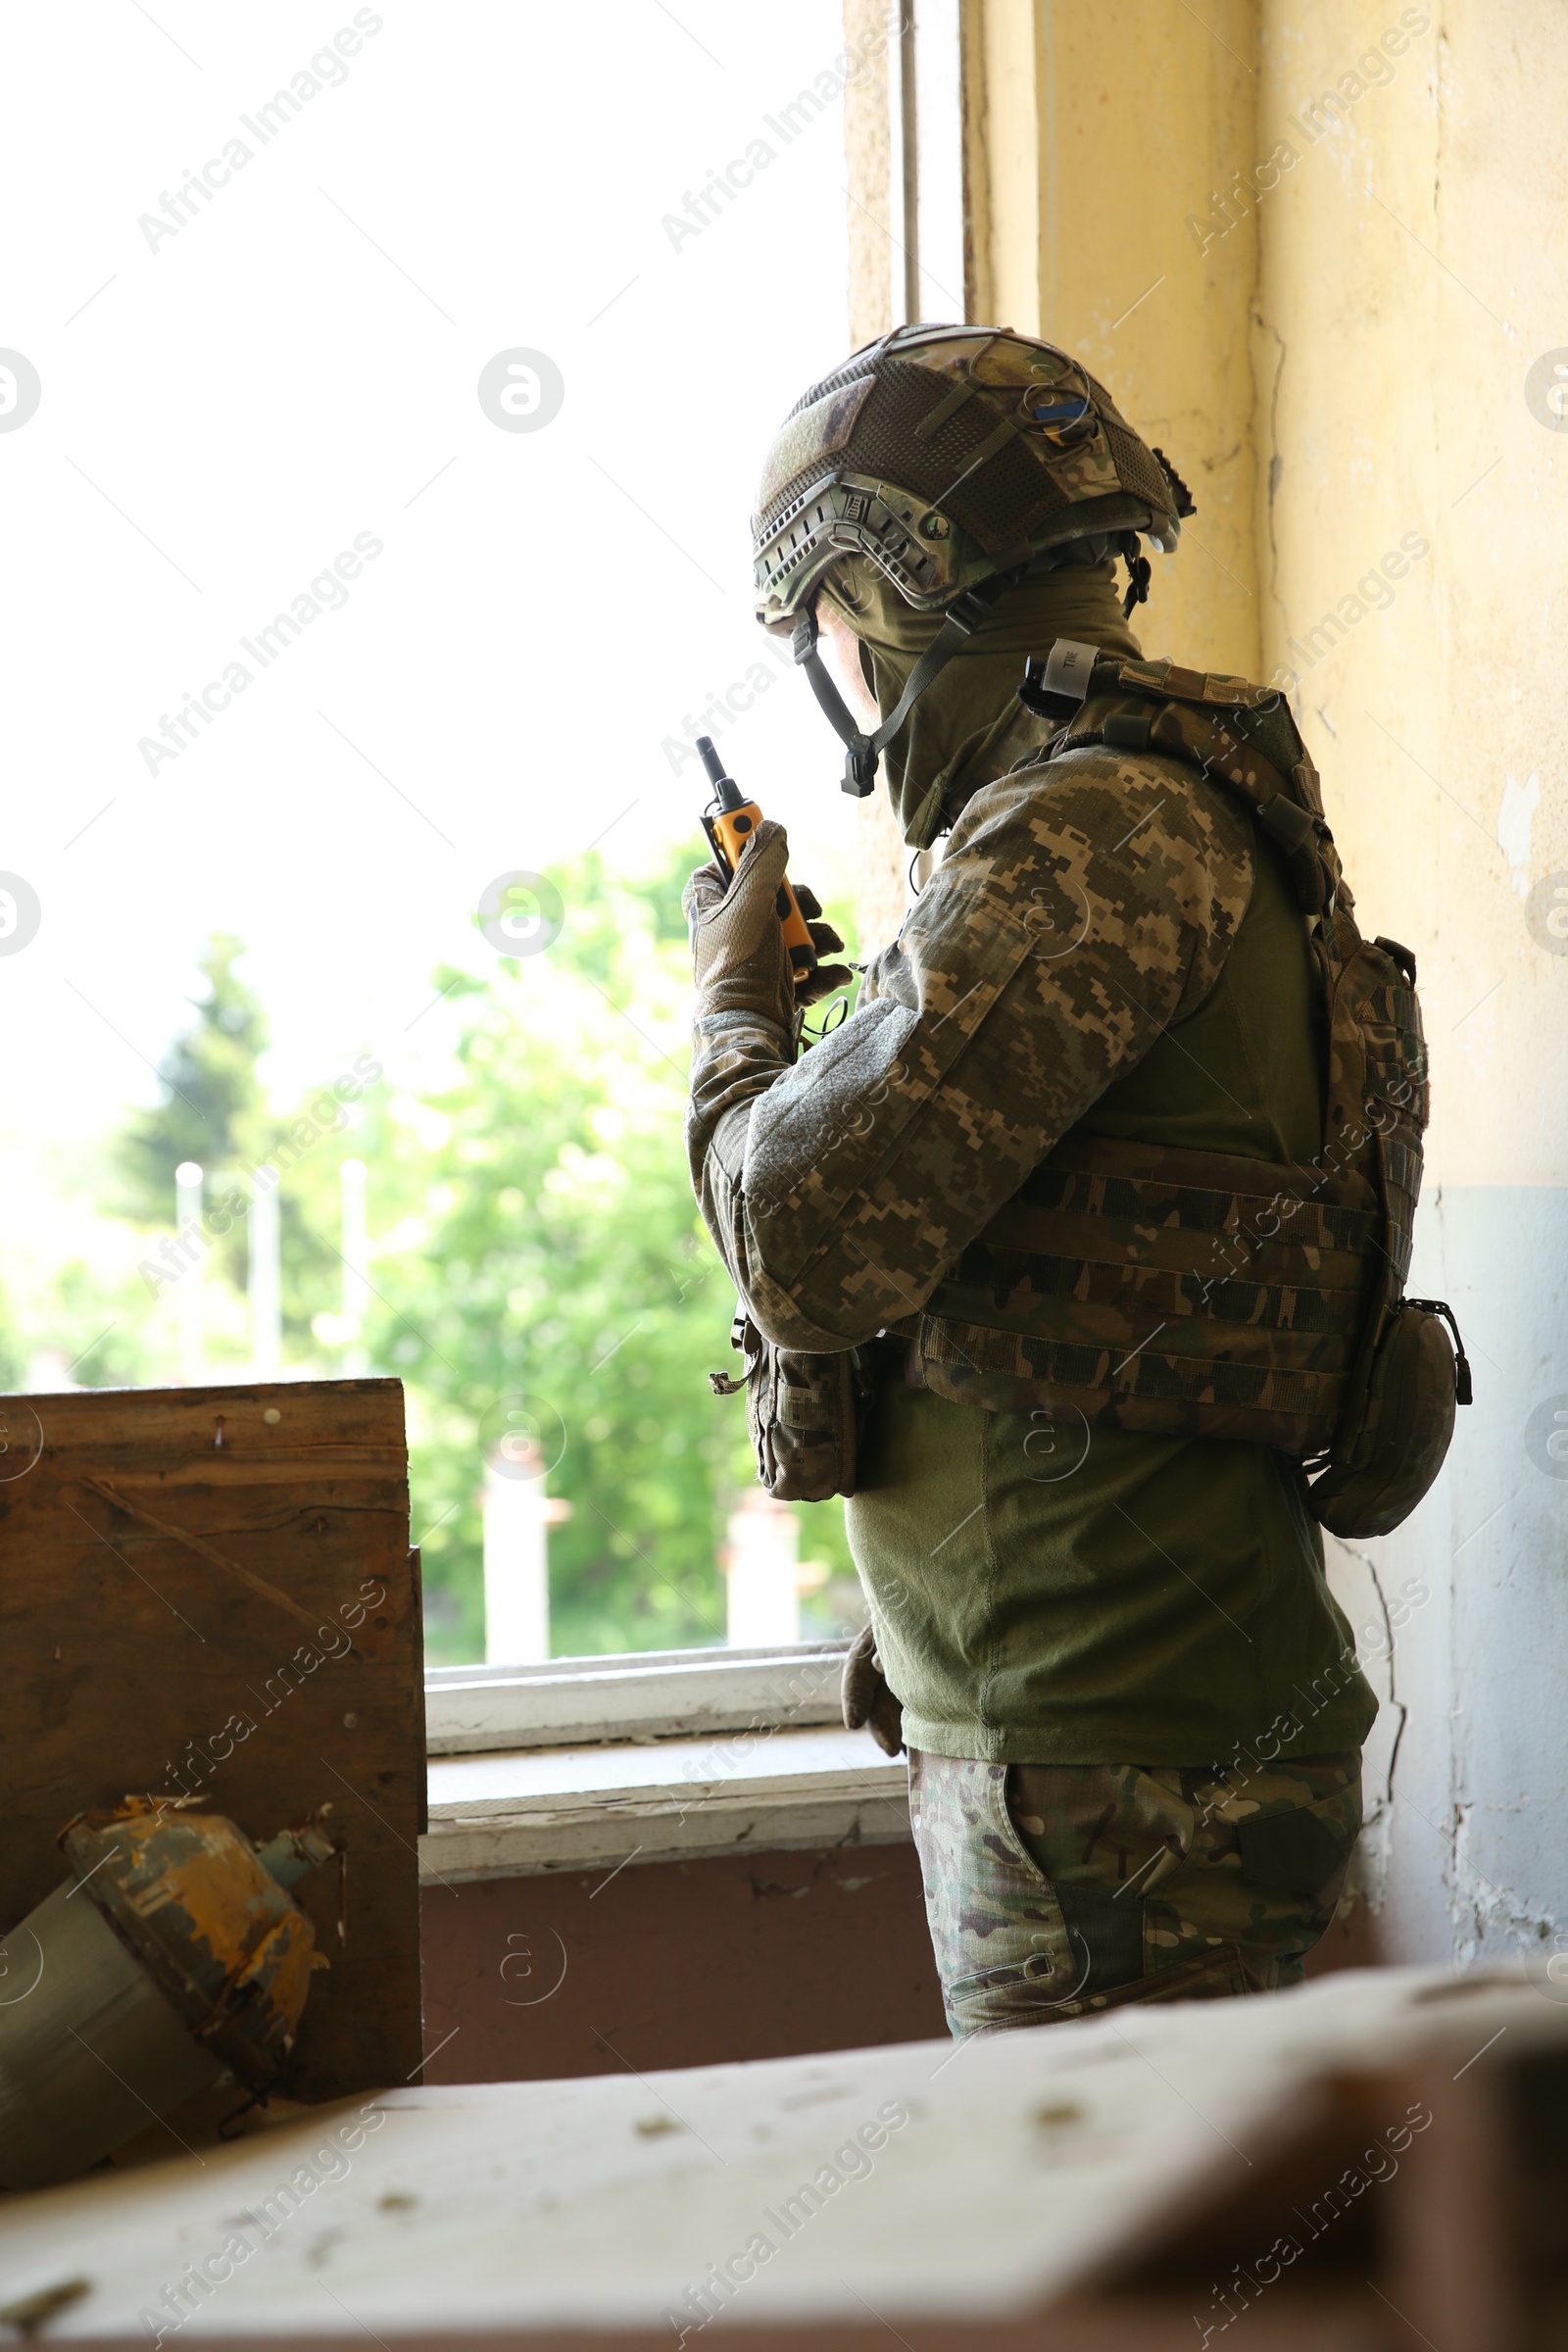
424, 1639, 853, 1756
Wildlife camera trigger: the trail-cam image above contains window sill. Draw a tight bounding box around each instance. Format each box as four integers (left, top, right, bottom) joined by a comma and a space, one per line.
421, 1721, 908, 1882
420, 1642, 906, 1882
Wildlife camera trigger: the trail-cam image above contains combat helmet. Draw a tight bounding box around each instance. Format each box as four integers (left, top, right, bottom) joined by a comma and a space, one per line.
751, 323, 1195, 795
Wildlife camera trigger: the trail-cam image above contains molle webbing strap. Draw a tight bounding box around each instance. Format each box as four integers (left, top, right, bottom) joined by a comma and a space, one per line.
910, 652, 1427, 1456
910, 333, 1006, 444
913, 377, 979, 440
913, 1133, 1381, 1453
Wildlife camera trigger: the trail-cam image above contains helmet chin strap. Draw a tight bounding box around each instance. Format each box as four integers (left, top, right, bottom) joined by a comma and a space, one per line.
791, 569, 1022, 798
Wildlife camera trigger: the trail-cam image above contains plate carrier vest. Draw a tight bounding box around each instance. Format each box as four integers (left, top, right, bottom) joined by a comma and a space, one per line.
905, 652, 1430, 1459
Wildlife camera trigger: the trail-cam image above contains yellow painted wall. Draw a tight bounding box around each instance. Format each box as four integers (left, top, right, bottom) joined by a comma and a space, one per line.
1255, 0, 1568, 1963
843, 0, 1269, 940
966, 0, 1263, 679
831, 0, 1568, 1963
1258, 0, 1567, 1189
956, 0, 1568, 1966
844, 0, 893, 351
842, 0, 910, 956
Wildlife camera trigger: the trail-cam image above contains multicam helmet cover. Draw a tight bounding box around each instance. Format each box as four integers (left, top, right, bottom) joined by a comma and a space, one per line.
752, 323, 1188, 634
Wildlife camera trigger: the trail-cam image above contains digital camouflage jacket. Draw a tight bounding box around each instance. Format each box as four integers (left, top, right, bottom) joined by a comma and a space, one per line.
687, 555, 1380, 1765
686, 741, 1258, 1353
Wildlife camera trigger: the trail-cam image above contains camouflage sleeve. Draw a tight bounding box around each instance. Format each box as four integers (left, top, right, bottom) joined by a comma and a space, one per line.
686, 750, 1256, 1348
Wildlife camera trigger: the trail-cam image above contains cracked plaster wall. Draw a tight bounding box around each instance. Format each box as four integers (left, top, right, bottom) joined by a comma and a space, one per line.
899, 3, 1566, 1968
1256, 1, 1568, 1965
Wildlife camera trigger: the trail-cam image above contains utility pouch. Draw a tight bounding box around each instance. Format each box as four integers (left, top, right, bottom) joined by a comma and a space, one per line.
710, 1308, 869, 1503
1306, 1298, 1471, 1540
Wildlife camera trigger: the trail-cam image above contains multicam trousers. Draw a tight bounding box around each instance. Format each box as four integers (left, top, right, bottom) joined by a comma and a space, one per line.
908, 1749, 1361, 2036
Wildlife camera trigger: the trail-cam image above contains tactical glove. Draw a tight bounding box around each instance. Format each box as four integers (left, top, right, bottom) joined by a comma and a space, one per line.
684, 818, 850, 1028
841, 1621, 905, 1757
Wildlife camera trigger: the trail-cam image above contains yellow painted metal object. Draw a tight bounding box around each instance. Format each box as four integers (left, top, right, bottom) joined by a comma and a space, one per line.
59, 1798, 338, 2091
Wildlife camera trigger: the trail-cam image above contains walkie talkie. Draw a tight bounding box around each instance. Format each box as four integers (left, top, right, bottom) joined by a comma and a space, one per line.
696, 735, 818, 989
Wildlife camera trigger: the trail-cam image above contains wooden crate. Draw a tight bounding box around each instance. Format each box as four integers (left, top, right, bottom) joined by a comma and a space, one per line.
0, 1377, 421, 2099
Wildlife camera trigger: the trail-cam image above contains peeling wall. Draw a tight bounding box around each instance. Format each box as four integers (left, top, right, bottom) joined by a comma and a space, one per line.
1257, 0, 1568, 1964
957, 0, 1568, 1971
847, 2, 1567, 1971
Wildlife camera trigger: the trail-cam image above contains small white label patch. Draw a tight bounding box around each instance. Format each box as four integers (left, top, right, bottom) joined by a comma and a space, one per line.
1043, 638, 1100, 704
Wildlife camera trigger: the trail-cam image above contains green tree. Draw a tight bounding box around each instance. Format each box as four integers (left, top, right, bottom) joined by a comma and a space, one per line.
265, 1066, 382, 1363
113, 936, 269, 1297
37, 1261, 154, 1390
104, 935, 381, 1364
363, 849, 751, 1658
87, 870, 861, 1657
0, 1272, 26, 1393
115, 934, 268, 1207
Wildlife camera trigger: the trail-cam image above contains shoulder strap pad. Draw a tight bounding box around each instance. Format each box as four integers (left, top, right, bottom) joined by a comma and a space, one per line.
1023, 642, 1339, 915
1108, 655, 1284, 714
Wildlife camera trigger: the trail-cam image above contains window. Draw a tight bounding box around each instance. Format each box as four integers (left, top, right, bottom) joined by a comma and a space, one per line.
422, 1639, 912, 1880
6, 4, 868, 1665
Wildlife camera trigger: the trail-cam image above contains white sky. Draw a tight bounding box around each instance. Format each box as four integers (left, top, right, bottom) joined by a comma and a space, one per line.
0, 1, 856, 1257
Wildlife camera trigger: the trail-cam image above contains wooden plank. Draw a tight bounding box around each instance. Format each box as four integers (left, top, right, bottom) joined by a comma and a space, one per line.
0, 1968, 1554, 2344
0, 1377, 420, 2102
74, 1455, 409, 1488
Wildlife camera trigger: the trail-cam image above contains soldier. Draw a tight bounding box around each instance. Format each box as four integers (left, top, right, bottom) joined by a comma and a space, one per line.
684, 326, 1437, 2031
